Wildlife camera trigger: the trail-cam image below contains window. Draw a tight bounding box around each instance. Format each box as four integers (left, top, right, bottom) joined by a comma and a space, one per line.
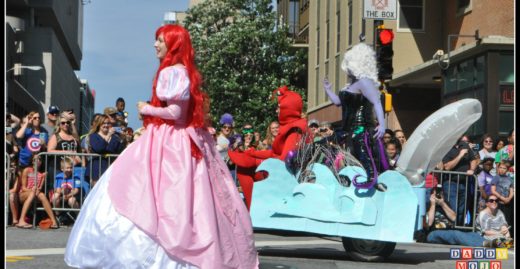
288, 0, 299, 34
475, 55, 485, 85
336, 1, 341, 53
444, 66, 458, 94
499, 110, 514, 135
456, 0, 472, 16
457, 59, 473, 90
325, 62, 329, 81
335, 55, 340, 93
326, 0, 330, 59
457, 0, 471, 9
316, 27, 320, 65
348, 0, 353, 45
398, 0, 424, 31
315, 68, 320, 105
326, 20, 330, 59
498, 54, 514, 83
316, 0, 321, 65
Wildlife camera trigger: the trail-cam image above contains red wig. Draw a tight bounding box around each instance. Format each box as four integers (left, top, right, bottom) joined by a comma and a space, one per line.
143, 24, 205, 128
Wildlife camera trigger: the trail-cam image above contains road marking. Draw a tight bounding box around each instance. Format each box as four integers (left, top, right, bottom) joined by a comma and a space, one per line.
256, 239, 342, 247
4, 240, 341, 257
6, 248, 65, 256
5, 256, 34, 262
6, 244, 515, 257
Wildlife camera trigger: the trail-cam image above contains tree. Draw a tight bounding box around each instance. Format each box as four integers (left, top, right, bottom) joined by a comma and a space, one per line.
184, 0, 307, 132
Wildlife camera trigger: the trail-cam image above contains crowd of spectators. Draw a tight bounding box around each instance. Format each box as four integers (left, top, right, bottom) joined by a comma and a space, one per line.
6, 97, 134, 228
5, 99, 514, 248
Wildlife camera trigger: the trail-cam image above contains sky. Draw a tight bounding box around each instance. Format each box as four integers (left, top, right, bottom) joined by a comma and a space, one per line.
77, 0, 190, 130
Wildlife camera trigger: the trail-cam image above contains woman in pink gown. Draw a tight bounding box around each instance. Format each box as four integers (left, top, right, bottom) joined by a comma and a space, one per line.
65, 24, 259, 269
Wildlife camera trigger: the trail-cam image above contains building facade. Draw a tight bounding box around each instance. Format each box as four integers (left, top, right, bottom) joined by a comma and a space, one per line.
6, 0, 92, 133
302, 0, 513, 139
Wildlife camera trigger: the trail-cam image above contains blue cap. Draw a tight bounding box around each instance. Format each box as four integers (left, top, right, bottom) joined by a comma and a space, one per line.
48, 105, 60, 114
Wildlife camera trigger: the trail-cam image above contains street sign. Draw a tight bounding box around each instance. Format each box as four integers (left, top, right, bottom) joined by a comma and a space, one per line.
363, 0, 398, 20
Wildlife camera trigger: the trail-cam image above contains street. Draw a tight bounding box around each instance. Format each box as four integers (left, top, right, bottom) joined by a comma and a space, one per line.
5, 226, 515, 268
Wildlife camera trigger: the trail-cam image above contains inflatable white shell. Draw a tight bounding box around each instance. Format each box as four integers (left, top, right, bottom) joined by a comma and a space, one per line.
396, 99, 482, 186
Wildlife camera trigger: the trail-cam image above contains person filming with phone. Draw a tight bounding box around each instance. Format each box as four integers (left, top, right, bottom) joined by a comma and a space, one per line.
425, 185, 485, 247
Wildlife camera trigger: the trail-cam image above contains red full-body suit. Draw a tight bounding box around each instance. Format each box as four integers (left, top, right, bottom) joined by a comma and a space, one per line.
228, 86, 308, 210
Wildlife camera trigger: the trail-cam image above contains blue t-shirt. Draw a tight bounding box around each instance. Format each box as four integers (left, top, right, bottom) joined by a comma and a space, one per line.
490, 175, 514, 198
19, 128, 49, 167
54, 172, 81, 193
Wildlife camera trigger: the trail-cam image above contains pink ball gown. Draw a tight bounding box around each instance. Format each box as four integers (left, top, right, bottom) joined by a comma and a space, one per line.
65, 66, 259, 269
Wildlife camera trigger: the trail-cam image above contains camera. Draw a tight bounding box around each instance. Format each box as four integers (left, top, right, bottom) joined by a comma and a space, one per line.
435, 184, 443, 199
113, 127, 123, 133
457, 141, 469, 149
472, 144, 480, 151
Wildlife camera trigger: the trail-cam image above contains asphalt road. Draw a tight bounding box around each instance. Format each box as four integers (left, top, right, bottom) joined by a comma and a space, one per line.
5, 226, 515, 269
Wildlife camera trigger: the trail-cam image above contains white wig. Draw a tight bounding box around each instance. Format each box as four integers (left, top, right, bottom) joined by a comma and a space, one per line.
341, 43, 380, 87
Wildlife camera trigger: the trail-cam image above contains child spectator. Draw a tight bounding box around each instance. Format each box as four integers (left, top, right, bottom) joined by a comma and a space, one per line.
495, 130, 514, 164
115, 97, 128, 124
495, 137, 507, 152
477, 158, 495, 210
383, 129, 395, 145
490, 161, 514, 237
8, 155, 21, 226
16, 153, 58, 229
52, 157, 81, 210
385, 138, 401, 169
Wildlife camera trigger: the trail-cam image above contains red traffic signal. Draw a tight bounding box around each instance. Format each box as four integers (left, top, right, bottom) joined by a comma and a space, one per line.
376, 28, 394, 81
378, 29, 394, 45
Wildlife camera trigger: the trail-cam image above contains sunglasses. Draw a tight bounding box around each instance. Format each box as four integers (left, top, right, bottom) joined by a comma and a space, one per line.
222, 125, 233, 130
60, 121, 71, 125
32, 117, 40, 120
319, 128, 329, 133
487, 199, 498, 203
484, 140, 493, 143
309, 124, 319, 128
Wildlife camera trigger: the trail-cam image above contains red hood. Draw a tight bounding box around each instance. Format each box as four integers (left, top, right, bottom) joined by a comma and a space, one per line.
276, 85, 303, 125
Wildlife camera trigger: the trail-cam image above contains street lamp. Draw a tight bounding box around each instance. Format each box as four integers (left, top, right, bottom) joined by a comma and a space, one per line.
5, 64, 45, 112
6, 64, 43, 74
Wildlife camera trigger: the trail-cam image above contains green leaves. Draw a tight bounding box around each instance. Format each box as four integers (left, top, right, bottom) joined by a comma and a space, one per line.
184, 0, 306, 132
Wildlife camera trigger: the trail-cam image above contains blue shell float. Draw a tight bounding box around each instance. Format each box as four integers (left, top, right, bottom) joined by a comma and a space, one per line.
250, 99, 483, 247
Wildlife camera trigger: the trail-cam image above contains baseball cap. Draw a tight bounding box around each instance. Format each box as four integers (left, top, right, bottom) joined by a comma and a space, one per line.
308, 119, 319, 127
48, 105, 60, 114
104, 107, 117, 115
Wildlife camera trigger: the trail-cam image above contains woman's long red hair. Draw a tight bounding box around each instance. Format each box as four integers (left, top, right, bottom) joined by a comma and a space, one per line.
143, 24, 205, 129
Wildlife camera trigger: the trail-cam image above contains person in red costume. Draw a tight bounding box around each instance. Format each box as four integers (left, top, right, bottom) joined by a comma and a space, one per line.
229, 85, 308, 210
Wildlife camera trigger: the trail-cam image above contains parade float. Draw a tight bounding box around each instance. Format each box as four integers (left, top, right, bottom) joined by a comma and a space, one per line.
249, 99, 482, 261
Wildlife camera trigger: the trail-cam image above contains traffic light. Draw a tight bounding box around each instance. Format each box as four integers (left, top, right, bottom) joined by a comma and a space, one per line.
376, 28, 394, 81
